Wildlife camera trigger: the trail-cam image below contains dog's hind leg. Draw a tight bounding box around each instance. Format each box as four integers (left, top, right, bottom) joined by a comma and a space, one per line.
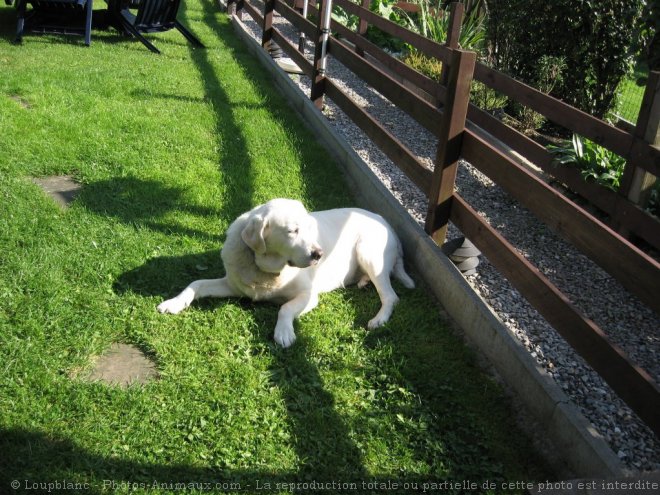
356, 244, 400, 329
157, 277, 238, 315
365, 272, 400, 329
393, 254, 415, 289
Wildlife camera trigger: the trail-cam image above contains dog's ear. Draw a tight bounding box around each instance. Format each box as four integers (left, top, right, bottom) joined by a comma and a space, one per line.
241, 215, 268, 255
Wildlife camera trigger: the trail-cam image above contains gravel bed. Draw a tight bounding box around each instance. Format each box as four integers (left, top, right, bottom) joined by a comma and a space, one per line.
237, 10, 660, 472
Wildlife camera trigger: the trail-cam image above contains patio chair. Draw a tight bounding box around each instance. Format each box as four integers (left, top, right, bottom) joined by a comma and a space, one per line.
108, 0, 204, 54
15, 0, 94, 46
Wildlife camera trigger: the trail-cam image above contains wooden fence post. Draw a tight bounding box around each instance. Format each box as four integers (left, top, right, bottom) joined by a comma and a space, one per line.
356, 0, 370, 57
310, 0, 333, 109
262, 0, 275, 48
440, 2, 464, 87
425, 48, 476, 244
445, 2, 463, 49
234, 0, 244, 20
296, 0, 309, 53
620, 71, 660, 207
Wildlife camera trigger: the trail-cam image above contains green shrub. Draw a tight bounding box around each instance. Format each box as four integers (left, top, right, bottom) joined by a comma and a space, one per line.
486, 0, 645, 118
547, 134, 626, 191
398, 0, 487, 91
397, 0, 486, 52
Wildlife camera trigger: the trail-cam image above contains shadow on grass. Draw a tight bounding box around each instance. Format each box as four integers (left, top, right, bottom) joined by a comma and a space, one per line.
78, 176, 221, 242
106, 1, 369, 481
0, 7, 15, 43
0, 426, 496, 494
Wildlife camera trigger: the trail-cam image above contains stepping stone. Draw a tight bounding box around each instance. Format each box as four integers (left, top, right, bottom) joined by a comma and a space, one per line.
32, 175, 81, 208
9, 95, 31, 109
83, 343, 159, 388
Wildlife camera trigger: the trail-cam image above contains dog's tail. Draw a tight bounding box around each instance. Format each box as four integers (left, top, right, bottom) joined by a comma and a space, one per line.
393, 241, 415, 289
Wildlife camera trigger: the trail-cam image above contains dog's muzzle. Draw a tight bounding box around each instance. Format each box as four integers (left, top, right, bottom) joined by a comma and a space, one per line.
311, 248, 323, 262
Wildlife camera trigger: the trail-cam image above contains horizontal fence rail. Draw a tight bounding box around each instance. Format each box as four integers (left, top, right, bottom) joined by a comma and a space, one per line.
233, 0, 660, 438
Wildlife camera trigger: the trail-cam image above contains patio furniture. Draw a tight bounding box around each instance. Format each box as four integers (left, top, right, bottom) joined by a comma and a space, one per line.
15, 0, 94, 46
107, 0, 204, 54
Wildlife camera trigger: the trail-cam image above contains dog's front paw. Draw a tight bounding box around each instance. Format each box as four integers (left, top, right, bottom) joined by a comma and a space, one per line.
274, 322, 296, 348
367, 315, 388, 329
157, 297, 189, 315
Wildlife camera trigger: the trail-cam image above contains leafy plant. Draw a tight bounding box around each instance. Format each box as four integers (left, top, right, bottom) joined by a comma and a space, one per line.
511, 55, 567, 134
486, 0, 645, 117
397, 0, 486, 52
399, 0, 487, 87
332, 5, 360, 32
470, 80, 508, 111
548, 134, 626, 191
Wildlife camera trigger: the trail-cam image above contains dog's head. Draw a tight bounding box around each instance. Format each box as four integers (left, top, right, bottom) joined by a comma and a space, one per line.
241, 199, 323, 274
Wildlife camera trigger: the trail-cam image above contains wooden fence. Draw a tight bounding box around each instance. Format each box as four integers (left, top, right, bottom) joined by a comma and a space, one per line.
229, 0, 660, 438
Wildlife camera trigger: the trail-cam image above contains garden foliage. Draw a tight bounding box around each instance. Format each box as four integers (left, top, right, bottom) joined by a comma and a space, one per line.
486, 0, 645, 118
548, 135, 626, 191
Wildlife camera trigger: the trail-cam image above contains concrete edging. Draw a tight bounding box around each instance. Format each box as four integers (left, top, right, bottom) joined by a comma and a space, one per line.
229, 14, 625, 479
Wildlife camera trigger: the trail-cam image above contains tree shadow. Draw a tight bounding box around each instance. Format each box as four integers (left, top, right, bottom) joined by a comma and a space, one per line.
0, 7, 14, 42
77, 176, 222, 242
115, 246, 369, 480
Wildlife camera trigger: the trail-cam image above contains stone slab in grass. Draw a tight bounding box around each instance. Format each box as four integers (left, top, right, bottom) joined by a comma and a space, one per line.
83, 343, 159, 388
32, 175, 81, 208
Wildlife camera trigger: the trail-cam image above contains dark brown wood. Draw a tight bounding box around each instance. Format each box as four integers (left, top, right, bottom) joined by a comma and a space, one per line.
271, 30, 314, 77
394, 1, 443, 17
450, 194, 660, 439
461, 129, 660, 314
241, 0, 262, 23
330, 19, 445, 105
620, 71, 660, 201
310, 0, 331, 109
473, 63, 635, 159
440, 2, 463, 87
445, 2, 463, 48
334, 0, 453, 66
356, 0, 370, 57
425, 49, 476, 243
261, 0, 275, 47
276, 0, 316, 38
235, 0, 245, 20
329, 37, 443, 135
325, 80, 433, 194
465, 107, 660, 250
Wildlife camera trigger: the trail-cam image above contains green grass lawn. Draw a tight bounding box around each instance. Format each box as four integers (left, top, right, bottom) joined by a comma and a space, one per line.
616, 63, 647, 123
0, 1, 550, 492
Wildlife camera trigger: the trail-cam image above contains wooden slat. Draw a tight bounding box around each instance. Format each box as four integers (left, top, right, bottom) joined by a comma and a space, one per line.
333, 0, 453, 65
271, 29, 314, 77
241, 0, 262, 23
425, 48, 476, 243
325, 80, 432, 194
328, 37, 442, 136
262, 0, 274, 46
450, 194, 660, 438
465, 107, 660, 250
329, 19, 445, 104
473, 63, 634, 158
461, 130, 660, 314
276, 0, 316, 38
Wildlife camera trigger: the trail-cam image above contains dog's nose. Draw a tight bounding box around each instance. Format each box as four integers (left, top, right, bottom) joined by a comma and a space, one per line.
311, 248, 323, 261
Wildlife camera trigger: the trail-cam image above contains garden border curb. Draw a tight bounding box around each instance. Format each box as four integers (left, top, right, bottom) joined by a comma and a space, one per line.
229, 13, 625, 479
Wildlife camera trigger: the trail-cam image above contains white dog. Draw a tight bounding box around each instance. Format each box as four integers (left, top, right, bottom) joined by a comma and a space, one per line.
157, 198, 414, 347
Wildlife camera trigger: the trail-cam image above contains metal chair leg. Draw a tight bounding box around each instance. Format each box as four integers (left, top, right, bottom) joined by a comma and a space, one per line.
84, 0, 93, 45
15, 0, 26, 43
174, 21, 204, 48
